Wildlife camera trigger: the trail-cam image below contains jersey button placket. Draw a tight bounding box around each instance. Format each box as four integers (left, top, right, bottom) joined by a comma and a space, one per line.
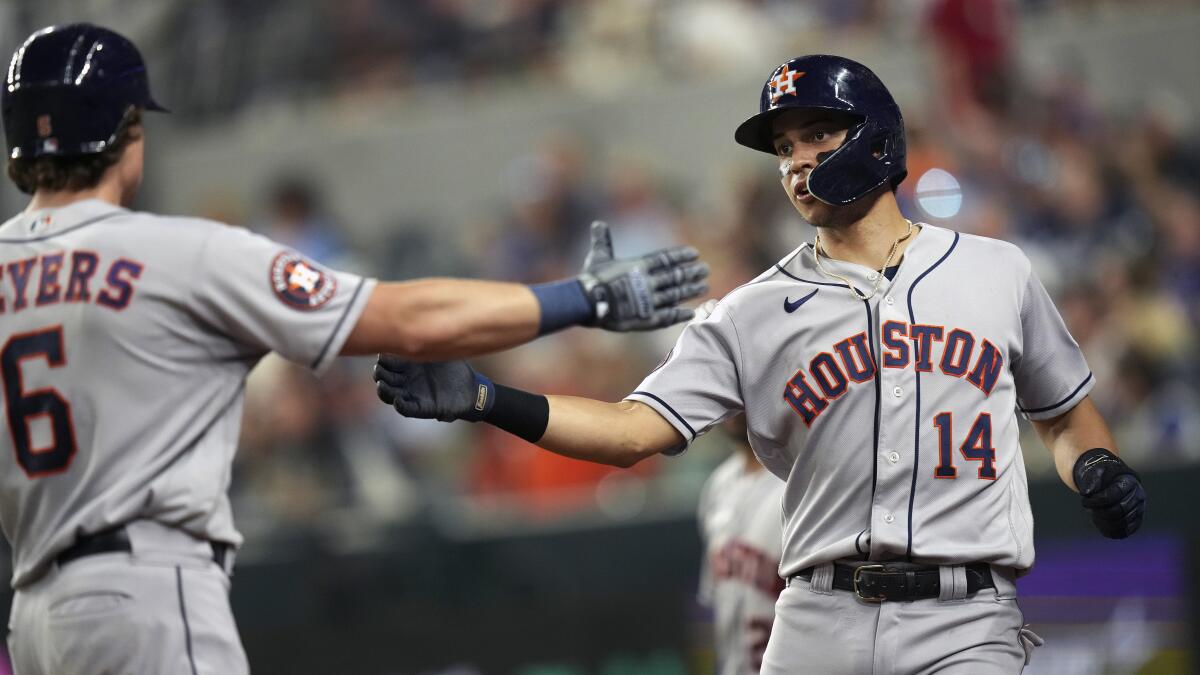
873, 343, 914, 551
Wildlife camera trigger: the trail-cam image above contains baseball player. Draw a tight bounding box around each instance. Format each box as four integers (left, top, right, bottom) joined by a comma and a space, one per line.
697, 415, 784, 675
375, 54, 1147, 673
0, 24, 707, 675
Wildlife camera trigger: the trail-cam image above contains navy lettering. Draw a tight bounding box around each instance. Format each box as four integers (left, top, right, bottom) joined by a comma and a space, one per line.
966, 340, 1003, 395
910, 324, 945, 372
783, 370, 828, 427
882, 320, 909, 368
35, 253, 64, 306
961, 413, 997, 479
933, 411, 996, 480
810, 352, 849, 399
933, 411, 956, 478
96, 259, 144, 310
784, 321, 1003, 425
64, 251, 99, 303
6, 258, 36, 312
939, 329, 975, 377
834, 332, 875, 382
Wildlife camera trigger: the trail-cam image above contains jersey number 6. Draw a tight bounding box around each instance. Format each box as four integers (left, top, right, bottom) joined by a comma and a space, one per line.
932, 412, 996, 480
1, 326, 77, 478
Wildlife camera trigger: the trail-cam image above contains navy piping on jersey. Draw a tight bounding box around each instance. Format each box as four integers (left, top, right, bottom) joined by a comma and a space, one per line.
904, 231, 960, 560
854, 529, 867, 555
311, 278, 367, 369
863, 299, 880, 501
631, 390, 696, 440
0, 210, 123, 243
774, 247, 900, 288
176, 566, 200, 675
1020, 372, 1094, 414
773, 264, 851, 289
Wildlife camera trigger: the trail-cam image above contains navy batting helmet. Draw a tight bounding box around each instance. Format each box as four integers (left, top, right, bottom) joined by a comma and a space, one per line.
2, 24, 167, 160
734, 55, 906, 206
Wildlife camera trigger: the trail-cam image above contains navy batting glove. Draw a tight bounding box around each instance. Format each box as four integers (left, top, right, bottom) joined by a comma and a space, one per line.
1073, 448, 1146, 539
374, 355, 494, 423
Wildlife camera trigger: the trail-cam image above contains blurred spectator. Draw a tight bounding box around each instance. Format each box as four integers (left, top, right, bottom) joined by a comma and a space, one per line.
259, 175, 348, 265
660, 0, 782, 75
489, 135, 599, 282
1110, 351, 1200, 466
234, 358, 356, 531
604, 158, 683, 256
926, 0, 1016, 119
558, 0, 659, 94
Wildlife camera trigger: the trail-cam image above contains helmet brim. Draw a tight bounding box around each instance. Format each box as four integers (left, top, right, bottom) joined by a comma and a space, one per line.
734, 104, 863, 156
734, 108, 787, 155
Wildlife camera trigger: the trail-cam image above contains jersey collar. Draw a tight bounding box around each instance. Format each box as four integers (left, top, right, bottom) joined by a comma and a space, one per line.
4, 199, 127, 239
781, 222, 950, 292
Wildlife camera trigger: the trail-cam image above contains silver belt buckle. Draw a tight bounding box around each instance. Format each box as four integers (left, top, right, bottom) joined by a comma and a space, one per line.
852, 564, 888, 602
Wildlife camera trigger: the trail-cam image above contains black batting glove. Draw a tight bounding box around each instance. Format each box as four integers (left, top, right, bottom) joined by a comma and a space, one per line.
578, 221, 709, 331
373, 355, 492, 423
1073, 448, 1146, 539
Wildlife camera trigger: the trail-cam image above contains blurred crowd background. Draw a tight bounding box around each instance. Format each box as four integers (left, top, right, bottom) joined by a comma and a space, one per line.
0, 0, 1197, 673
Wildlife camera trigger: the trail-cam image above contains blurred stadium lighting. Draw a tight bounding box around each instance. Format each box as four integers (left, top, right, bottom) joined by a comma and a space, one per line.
914, 167, 963, 219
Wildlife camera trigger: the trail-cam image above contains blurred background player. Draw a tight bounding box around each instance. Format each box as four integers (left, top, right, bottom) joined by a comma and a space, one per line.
0, 23, 705, 675
696, 414, 785, 675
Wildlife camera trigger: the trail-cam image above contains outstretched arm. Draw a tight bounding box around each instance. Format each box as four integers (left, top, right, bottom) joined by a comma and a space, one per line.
1031, 395, 1145, 539
372, 357, 685, 466
538, 396, 684, 467
342, 278, 541, 360
342, 222, 708, 360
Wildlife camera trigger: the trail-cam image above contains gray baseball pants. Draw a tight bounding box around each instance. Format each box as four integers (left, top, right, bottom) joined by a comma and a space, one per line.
7, 520, 248, 675
761, 562, 1035, 674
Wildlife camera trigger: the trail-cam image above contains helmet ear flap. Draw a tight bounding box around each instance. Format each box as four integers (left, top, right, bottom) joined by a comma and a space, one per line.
869, 132, 889, 160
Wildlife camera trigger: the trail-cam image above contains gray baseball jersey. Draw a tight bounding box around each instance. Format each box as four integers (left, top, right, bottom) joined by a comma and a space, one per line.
629, 224, 1092, 577
0, 199, 375, 587
697, 454, 785, 675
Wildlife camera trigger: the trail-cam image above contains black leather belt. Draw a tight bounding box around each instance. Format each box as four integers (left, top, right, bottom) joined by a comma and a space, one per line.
55, 526, 232, 570
791, 562, 994, 602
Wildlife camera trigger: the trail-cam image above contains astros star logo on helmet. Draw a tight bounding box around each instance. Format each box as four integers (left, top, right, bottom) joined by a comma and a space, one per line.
769, 65, 805, 104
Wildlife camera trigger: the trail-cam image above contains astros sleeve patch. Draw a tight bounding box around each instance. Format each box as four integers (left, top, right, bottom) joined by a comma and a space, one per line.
269, 251, 337, 311
190, 224, 374, 371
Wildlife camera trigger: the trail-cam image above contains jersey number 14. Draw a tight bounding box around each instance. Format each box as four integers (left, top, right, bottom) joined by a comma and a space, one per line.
932, 412, 996, 480
1, 326, 77, 478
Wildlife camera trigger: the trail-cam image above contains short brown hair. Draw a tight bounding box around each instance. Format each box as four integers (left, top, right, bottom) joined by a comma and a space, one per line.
6, 108, 143, 195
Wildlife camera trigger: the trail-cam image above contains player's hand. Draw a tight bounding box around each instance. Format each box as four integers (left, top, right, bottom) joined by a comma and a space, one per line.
1072, 448, 1146, 539
373, 354, 491, 423
577, 221, 709, 331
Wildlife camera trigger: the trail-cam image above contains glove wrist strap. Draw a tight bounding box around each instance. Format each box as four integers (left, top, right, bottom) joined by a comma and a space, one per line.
530, 279, 593, 335
463, 371, 496, 422
1072, 447, 1117, 489
482, 384, 550, 443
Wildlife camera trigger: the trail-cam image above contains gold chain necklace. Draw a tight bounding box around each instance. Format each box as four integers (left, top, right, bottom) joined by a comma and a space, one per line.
812, 220, 915, 301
